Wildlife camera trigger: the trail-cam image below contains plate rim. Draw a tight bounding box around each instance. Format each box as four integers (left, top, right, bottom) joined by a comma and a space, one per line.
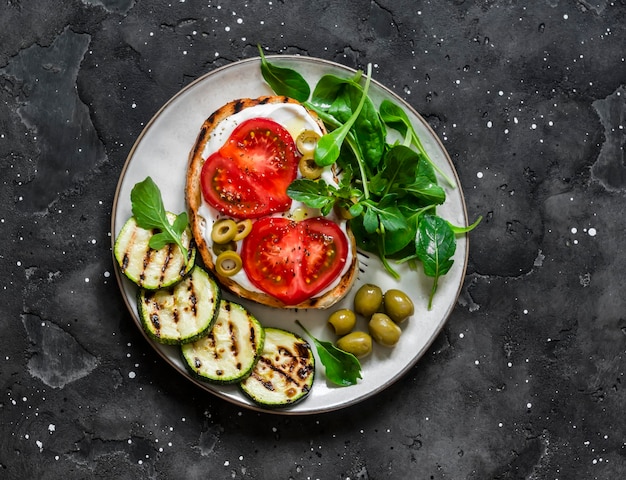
110, 55, 470, 415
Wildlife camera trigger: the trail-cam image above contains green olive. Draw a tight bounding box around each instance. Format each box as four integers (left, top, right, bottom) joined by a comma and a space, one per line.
298, 153, 324, 180
211, 219, 238, 244
353, 283, 383, 317
233, 219, 253, 241
215, 250, 243, 277
368, 313, 402, 347
383, 289, 415, 323
336, 331, 373, 358
212, 240, 237, 256
328, 309, 357, 336
296, 129, 321, 155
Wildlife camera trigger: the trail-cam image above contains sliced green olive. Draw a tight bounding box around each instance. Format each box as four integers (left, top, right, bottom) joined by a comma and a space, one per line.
298, 153, 324, 180
353, 284, 383, 317
328, 309, 357, 336
212, 240, 236, 256
336, 331, 372, 358
296, 130, 321, 155
215, 250, 243, 277
211, 219, 238, 244
369, 313, 402, 347
383, 289, 415, 323
233, 219, 253, 241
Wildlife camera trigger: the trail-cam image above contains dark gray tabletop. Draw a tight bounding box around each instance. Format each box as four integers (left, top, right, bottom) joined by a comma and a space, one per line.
1, 1, 625, 479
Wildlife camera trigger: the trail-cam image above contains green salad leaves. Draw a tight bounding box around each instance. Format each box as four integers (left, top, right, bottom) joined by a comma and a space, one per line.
259, 49, 480, 308
296, 320, 362, 387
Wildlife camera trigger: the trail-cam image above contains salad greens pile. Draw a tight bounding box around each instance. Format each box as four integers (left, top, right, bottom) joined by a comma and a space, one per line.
259, 47, 480, 309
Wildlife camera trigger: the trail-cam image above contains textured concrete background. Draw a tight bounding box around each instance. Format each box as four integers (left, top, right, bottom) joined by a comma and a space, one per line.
1, 1, 625, 479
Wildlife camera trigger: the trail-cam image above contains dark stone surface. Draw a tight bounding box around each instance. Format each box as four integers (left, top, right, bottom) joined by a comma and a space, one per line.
1, 1, 625, 478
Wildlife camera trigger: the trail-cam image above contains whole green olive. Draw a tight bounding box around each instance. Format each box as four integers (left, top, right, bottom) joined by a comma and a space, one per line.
383, 289, 415, 323
369, 313, 402, 347
328, 309, 357, 336
353, 283, 383, 317
336, 331, 373, 358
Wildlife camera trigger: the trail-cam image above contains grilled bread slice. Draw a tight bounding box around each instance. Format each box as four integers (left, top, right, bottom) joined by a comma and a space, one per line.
185, 96, 357, 309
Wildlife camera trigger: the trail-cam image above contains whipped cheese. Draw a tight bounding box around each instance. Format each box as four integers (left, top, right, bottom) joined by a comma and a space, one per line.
197, 102, 354, 298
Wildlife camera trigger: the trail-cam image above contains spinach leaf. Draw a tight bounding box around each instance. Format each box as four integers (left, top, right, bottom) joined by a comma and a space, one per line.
295, 320, 362, 387
343, 82, 386, 169
314, 64, 373, 167
380, 99, 455, 188
310, 71, 361, 110
415, 215, 456, 309
130, 177, 189, 261
257, 46, 310, 102
369, 145, 419, 197
447, 216, 483, 234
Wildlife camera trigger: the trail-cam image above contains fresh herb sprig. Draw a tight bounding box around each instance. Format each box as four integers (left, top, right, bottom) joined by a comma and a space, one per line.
259, 51, 480, 307
296, 320, 362, 387
130, 176, 189, 261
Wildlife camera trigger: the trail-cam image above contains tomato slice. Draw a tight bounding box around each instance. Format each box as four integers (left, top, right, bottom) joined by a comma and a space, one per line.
201, 117, 299, 219
241, 217, 349, 305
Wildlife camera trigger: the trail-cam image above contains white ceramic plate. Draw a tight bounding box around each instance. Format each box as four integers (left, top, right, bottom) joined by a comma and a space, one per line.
111, 56, 469, 414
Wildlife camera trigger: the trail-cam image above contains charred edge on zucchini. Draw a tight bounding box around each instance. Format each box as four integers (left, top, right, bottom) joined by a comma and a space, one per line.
180, 301, 264, 384
138, 266, 220, 345
240, 329, 314, 407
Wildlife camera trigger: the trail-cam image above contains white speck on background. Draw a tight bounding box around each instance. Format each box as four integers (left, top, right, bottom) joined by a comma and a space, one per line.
588, 228, 597, 237
128, 371, 136, 379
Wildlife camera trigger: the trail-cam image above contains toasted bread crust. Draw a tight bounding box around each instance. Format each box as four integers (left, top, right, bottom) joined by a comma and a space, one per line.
186, 96, 357, 309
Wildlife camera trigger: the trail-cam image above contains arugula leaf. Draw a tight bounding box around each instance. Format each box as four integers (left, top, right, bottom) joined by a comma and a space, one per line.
287, 179, 337, 215
415, 215, 456, 309
257, 45, 310, 102
295, 320, 362, 387
314, 63, 373, 167
130, 176, 189, 261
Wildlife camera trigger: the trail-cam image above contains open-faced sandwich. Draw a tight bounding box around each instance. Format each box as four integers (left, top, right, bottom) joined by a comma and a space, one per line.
186, 95, 358, 309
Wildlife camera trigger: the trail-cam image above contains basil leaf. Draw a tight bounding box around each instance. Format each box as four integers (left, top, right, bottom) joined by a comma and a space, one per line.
130, 177, 189, 261
130, 176, 168, 230
295, 320, 362, 387
415, 215, 456, 309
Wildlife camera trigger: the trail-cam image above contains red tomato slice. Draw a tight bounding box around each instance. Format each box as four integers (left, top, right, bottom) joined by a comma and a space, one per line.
241, 217, 349, 305
200, 117, 298, 219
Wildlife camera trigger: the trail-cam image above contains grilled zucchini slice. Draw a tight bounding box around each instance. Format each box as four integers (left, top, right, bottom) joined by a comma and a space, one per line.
181, 301, 265, 384
114, 212, 196, 289
240, 328, 315, 407
137, 266, 220, 345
